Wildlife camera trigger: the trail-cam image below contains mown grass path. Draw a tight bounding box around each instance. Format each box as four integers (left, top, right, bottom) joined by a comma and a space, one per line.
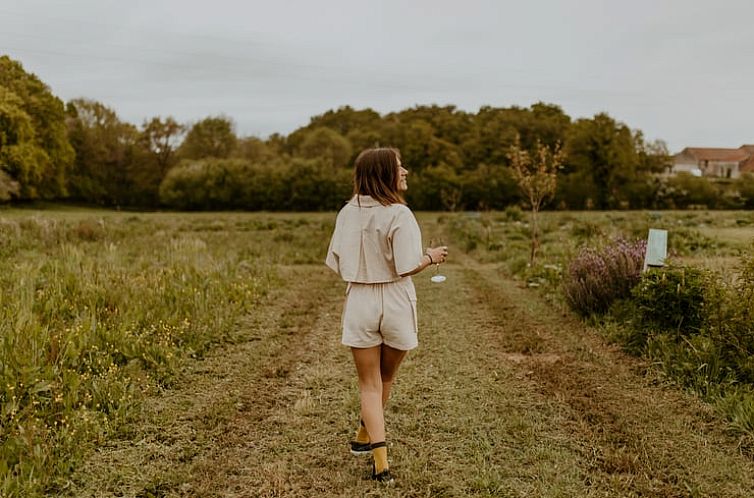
67, 250, 754, 497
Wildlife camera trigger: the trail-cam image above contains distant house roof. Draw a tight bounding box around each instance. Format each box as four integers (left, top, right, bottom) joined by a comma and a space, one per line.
677, 147, 750, 162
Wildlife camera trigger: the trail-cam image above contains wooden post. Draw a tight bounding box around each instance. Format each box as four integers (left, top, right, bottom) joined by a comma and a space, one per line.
643, 228, 668, 271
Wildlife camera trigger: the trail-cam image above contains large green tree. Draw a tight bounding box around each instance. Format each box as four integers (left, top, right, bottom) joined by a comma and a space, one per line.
293, 126, 352, 169
66, 99, 139, 206
0, 86, 45, 199
0, 56, 74, 199
179, 116, 237, 160
135, 116, 185, 205
564, 113, 641, 209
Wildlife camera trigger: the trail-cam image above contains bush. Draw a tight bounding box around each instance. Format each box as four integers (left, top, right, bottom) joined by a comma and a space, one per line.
503, 205, 523, 221
563, 238, 646, 316
631, 266, 709, 337
736, 173, 754, 209
707, 254, 754, 383
646, 334, 734, 395
159, 157, 351, 211
663, 172, 723, 209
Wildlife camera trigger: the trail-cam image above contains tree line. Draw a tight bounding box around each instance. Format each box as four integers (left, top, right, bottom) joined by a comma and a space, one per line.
2, 54, 754, 211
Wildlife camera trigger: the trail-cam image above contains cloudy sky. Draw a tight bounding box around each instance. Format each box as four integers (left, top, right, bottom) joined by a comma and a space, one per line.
3, 0, 754, 152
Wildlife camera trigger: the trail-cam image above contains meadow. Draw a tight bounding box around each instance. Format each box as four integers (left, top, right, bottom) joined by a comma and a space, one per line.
1, 207, 754, 497
0, 209, 330, 496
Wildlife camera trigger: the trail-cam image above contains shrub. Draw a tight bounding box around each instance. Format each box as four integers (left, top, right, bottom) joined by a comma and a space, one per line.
706, 253, 754, 383
563, 238, 646, 316
716, 390, 754, 435
570, 220, 602, 239
159, 157, 351, 211
646, 334, 734, 395
631, 266, 710, 336
504, 205, 524, 222
736, 173, 754, 209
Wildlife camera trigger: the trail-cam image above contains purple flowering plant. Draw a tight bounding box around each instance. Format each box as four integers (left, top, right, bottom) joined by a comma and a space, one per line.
563, 238, 647, 316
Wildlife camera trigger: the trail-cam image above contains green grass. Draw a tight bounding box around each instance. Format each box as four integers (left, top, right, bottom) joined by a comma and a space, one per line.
2, 208, 754, 497
0, 209, 334, 496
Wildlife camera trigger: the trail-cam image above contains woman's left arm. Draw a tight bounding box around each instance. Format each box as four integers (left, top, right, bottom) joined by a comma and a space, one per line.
399, 246, 448, 277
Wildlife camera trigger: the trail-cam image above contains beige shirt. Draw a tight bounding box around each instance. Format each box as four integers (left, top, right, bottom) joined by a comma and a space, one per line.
326, 195, 423, 283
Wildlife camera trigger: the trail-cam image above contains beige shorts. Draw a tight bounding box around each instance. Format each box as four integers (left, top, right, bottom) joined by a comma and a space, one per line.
341, 277, 418, 351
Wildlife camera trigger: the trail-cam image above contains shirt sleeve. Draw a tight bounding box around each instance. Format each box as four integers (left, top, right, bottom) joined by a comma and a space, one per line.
391, 207, 423, 275
325, 215, 341, 276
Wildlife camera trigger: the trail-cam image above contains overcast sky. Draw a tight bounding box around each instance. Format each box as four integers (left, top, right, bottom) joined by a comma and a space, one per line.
3, 0, 754, 152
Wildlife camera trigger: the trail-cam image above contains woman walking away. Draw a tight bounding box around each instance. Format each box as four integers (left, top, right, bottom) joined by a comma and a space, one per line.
325, 147, 448, 484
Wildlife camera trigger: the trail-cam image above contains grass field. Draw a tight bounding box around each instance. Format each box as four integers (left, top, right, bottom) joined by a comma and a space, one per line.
1, 207, 754, 497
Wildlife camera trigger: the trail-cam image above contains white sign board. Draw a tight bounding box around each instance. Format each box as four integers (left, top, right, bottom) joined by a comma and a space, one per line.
643, 228, 667, 271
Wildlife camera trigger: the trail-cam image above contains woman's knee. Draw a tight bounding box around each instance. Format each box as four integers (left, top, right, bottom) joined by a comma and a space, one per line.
359, 377, 383, 395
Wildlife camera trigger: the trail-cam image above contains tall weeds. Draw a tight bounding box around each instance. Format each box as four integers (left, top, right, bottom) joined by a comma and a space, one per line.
0, 214, 277, 496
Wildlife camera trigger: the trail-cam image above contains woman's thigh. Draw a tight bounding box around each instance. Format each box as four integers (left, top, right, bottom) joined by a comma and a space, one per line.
380, 344, 408, 383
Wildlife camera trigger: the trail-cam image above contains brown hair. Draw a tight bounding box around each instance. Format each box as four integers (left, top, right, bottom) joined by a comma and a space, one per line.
352, 147, 405, 206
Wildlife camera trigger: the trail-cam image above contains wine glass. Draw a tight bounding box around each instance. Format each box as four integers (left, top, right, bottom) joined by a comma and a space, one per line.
429, 238, 447, 283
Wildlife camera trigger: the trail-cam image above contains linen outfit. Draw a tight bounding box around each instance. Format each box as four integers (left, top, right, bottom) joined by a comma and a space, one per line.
326, 195, 424, 350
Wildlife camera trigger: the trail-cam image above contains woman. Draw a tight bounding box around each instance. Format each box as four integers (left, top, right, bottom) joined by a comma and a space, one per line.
325, 147, 448, 483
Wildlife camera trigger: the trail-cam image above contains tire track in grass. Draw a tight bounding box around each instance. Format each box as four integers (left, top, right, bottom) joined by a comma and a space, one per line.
167, 268, 596, 497
183, 262, 605, 497
181, 266, 361, 497
459, 255, 754, 497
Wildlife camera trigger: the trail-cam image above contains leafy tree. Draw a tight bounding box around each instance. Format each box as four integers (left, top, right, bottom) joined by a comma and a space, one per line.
508, 136, 565, 263
66, 99, 139, 205
564, 113, 640, 209
265, 133, 287, 158
0, 56, 74, 198
180, 116, 237, 160
408, 163, 463, 210
459, 163, 519, 211
0, 169, 19, 201
291, 106, 382, 163
135, 116, 185, 205
382, 118, 463, 172
294, 127, 352, 169
393, 105, 473, 149
140, 116, 184, 175
0, 85, 47, 199
234, 136, 277, 163
636, 134, 671, 174
306, 105, 382, 136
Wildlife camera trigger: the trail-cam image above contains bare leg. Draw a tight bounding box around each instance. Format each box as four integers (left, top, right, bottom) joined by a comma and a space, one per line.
351, 346, 385, 443
380, 344, 408, 407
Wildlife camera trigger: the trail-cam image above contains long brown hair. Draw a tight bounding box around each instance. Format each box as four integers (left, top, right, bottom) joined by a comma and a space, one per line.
352, 147, 405, 206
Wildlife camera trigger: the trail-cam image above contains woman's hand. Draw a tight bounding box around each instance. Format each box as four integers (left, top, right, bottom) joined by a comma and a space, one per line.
426, 246, 448, 264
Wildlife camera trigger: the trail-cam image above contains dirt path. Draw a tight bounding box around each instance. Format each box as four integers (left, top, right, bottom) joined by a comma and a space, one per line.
67, 254, 754, 497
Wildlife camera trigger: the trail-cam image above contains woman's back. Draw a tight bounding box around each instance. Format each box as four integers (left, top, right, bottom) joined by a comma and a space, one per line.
326, 194, 423, 283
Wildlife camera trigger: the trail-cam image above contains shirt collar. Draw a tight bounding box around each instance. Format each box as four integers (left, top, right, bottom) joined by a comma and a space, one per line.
348, 195, 382, 208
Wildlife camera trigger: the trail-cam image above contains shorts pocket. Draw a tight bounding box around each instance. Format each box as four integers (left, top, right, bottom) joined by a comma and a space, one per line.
342, 282, 353, 330
403, 287, 418, 334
